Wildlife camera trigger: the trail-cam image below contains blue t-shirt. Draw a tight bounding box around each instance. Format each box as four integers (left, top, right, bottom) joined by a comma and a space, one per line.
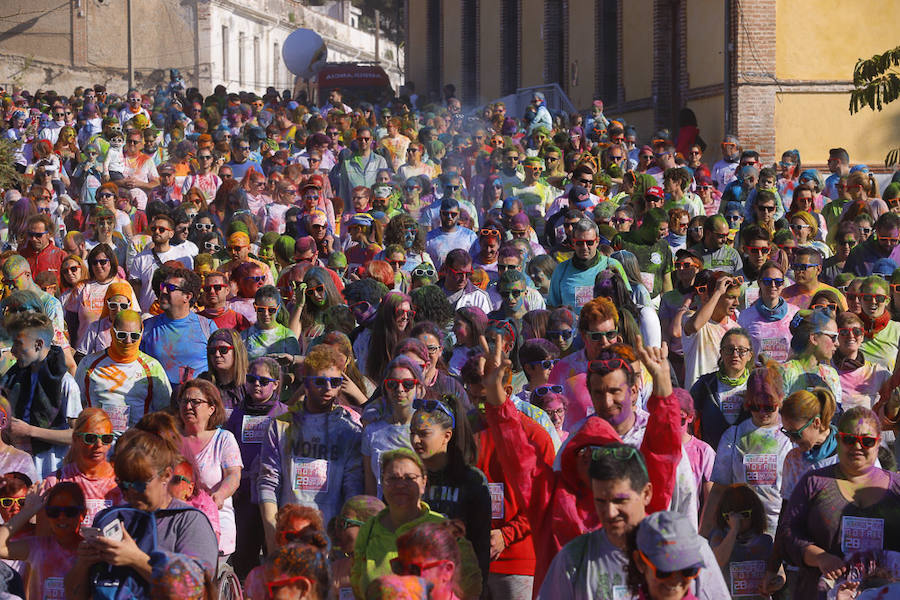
140, 312, 217, 385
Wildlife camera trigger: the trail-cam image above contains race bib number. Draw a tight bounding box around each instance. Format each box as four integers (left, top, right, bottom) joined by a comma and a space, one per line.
639, 272, 655, 294
292, 458, 329, 493
744, 286, 760, 307
611, 585, 630, 600
760, 338, 790, 362
730, 560, 765, 597
339, 588, 354, 600
488, 482, 505, 520
744, 454, 778, 486
841, 516, 884, 555
100, 403, 129, 432
574, 286, 594, 308
241, 415, 270, 444
83, 498, 113, 526
44, 577, 65, 599
720, 391, 745, 424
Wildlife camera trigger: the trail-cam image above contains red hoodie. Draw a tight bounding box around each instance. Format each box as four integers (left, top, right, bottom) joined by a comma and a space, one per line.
484, 392, 681, 593
475, 411, 555, 577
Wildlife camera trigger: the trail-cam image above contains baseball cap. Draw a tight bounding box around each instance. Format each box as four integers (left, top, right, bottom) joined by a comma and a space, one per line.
645, 186, 665, 200
568, 185, 591, 206
873, 258, 897, 278
636, 511, 706, 573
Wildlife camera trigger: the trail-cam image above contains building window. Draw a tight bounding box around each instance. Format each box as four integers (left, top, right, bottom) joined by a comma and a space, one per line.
595, 0, 619, 103
461, 0, 478, 104
274, 42, 280, 88
239, 32, 245, 87
222, 26, 229, 82
544, 0, 566, 88
253, 36, 260, 88
501, 0, 520, 95
426, 0, 442, 98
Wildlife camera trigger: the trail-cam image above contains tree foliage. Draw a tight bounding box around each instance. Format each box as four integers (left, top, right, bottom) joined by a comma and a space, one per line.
849, 45, 900, 166
0, 138, 25, 192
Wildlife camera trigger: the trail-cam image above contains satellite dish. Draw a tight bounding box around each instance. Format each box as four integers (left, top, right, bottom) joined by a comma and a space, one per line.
282, 28, 328, 80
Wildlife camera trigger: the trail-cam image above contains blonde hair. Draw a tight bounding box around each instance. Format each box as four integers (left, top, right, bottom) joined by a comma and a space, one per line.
64, 407, 114, 465
781, 387, 836, 428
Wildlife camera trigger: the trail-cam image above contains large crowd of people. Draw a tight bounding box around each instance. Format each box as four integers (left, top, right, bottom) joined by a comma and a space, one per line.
0, 77, 898, 599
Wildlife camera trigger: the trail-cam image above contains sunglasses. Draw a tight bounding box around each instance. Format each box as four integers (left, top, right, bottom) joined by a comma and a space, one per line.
107, 300, 130, 311
546, 329, 573, 340
839, 239, 857, 248
266, 575, 312, 597
387, 259, 407, 267
499, 289, 523, 299
159, 282, 186, 294
860, 293, 889, 304
0, 497, 24, 508
306, 376, 343, 389
171, 474, 193, 486
412, 398, 456, 427
809, 302, 838, 313
587, 329, 618, 342
150, 226, 172, 233
384, 378, 418, 391
745, 404, 777, 413
746, 246, 770, 255
204, 242, 221, 252
588, 357, 633, 374
90, 258, 110, 267
791, 263, 819, 272
244, 275, 267, 284
195, 222, 215, 231
573, 238, 598, 247
674, 261, 697, 270
45, 505, 84, 519
837, 432, 880, 449
75, 432, 115, 445
247, 373, 277, 386
26, 230, 47, 238
390, 557, 447, 577
412, 266, 436, 278
480, 229, 501, 238
208, 345, 233, 356
113, 329, 141, 343
533, 384, 564, 397
254, 304, 278, 315
447, 266, 472, 276
722, 509, 753, 520
203, 283, 226, 294
527, 359, 559, 370
780, 414, 817, 440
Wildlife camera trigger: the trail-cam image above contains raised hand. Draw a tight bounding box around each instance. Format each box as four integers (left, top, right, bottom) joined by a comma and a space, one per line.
478, 333, 511, 407
635, 335, 672, 398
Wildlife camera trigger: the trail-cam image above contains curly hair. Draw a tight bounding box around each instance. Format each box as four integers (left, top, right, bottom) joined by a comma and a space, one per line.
383, 213, 426, 254
410, 285, 454, 328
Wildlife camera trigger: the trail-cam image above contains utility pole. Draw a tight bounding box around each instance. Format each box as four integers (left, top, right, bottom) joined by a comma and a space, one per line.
127, 0, 134, 88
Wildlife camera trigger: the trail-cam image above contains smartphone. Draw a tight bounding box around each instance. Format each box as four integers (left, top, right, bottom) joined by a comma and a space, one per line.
102, 519, 124, 542
82, 526, 102, 540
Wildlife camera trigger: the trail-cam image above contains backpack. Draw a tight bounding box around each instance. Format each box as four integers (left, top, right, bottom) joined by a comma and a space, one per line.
90, 505, 203, 600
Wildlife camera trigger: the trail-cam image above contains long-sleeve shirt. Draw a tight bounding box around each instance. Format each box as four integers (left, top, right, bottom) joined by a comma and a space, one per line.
257, 405, 363, 526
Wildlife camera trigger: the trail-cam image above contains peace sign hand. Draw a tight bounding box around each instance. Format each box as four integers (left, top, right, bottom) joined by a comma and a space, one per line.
478, 333, 511, 407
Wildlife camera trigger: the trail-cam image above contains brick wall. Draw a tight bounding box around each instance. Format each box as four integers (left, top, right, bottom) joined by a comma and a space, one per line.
730, 0, 777, 162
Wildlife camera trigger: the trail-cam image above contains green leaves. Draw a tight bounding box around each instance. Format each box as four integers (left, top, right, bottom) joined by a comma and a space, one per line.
0, 138, 25, 192
849, 45, 900, 114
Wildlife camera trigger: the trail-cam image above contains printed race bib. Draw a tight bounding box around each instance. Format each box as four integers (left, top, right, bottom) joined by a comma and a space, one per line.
760, 338, 790, 362
841, 516, 884, 555
339, 588, 354, 600
100, 403, 129, 432
488, 482, 505, 520
744, 286, 760, 307
83, 498, 113, 526
720, 391, 745, 424
575, 286, 593, 308
730, 560, 765, 597
44, 577, 65, 599
639, 272, 655, 294
241, 415, 270, 444
743, 454, 778, 486
292, 458, 329, 493
612, 585, 630, 600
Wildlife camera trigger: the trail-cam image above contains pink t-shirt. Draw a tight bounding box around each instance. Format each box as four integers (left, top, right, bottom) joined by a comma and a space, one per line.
25, 536, 78, 600
40, 462, 123, 527
186, 489, 221, 542
244, 566, 266, 600
684, 435, 716, 504
181, 428, 242, 555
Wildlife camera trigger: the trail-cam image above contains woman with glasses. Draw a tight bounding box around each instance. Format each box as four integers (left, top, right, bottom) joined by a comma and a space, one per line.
350, 448, 481, 599
59, 253, 87, 331
701, 363, 792, 538
258, 344, 363, 552
38, 408, 122, 525
74, 310, 171, 433
822, 222, 859, 284
856, 276, 900, 371
242, 285, 301, 360
780, 308, 842, 404
780, 407, 900, 599
293, 267, 342, 347
0, 481, 84, 600
66, 425, 219, 597
362, 356, 424, 496
176, 379, 243, 560
690, 329, 755, 450
779, 389, 840, 507
223, 356, 288, 579
244, 504, 325, 599
200, 329, 249, 410
357, 291, 414, 380
71, 243, 137, 345
789, 210, 831, 259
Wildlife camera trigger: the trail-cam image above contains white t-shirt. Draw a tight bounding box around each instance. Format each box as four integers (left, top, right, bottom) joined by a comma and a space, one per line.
682, 312, 740, 389
711, 419, 792, 535
130, 245, 195, 310
361, 419, 411, 498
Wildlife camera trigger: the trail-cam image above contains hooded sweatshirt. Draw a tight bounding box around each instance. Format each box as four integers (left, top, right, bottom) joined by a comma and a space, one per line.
483, 392, 681, 591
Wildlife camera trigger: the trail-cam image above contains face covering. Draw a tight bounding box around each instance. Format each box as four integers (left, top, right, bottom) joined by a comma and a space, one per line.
803, 425, 837, 463
108, 333, 140, 363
